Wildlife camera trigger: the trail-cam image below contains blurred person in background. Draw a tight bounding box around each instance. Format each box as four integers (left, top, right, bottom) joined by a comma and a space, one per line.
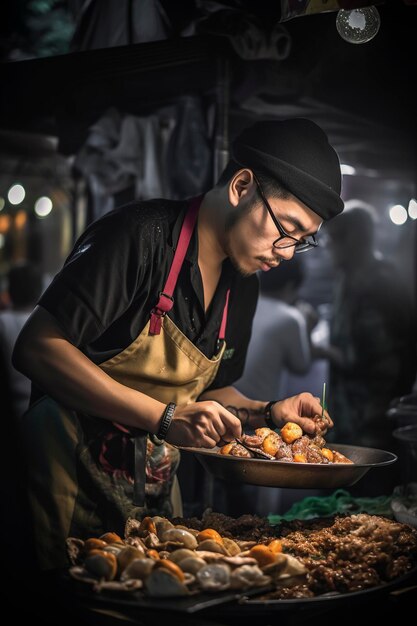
0, 262, 44, 420
322, 207, 417, 452
236, 256, 317, 403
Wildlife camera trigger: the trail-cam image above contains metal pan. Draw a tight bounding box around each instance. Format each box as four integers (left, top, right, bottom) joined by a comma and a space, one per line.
178, 443, 397, 489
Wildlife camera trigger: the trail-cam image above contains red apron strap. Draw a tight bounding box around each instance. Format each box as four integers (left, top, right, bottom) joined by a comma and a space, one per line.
218, 288, 230, 343
149, 196, 202, 335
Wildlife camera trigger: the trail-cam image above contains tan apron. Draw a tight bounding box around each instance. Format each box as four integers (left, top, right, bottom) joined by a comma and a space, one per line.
20, 196, 229, 570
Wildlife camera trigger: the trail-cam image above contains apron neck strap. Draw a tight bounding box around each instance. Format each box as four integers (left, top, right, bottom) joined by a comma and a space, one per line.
218, 288, 230, 343
150, 196, 202, 335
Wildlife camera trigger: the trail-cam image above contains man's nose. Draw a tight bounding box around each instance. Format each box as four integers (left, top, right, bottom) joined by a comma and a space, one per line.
275, 246, 296, 261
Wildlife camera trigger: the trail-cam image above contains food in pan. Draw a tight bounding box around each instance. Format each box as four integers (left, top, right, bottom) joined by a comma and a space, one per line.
67, 514, 305, 596
67, 510, 417, 600
219, 421, 353, 464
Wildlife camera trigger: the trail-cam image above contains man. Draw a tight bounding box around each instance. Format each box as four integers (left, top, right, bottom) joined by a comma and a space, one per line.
324, 206, 417, 451
13, 118, 343, 570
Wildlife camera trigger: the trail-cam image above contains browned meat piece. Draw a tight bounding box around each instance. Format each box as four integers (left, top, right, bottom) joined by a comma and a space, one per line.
242, 434, 264, 448
310, 433, 326, 448
306, 445, 326, 464
291, 435, 311, 456
312, 414, 331, 435
230, 443, 252, 457
274, 440, 293, 461
332, 450, 354, 464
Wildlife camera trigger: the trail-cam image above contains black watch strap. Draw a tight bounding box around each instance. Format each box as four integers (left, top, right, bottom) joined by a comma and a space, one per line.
264, 400, 279, 430
152, 402, 176, 445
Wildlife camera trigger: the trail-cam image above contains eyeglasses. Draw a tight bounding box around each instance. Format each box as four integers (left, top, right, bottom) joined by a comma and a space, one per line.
254, 175, 318, 253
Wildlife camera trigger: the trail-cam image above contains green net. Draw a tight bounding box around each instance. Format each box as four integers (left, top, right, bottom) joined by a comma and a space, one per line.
268, 489, 394, 524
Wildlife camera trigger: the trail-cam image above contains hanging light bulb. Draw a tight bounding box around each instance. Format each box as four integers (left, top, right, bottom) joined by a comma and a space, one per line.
336, 6, 381, 44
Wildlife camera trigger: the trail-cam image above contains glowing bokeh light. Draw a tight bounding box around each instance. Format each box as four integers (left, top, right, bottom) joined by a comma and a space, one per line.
0, 233, 4, 248
8, 184, 25, 205
408, 199, 417, 220
34, 196, 53, 217
389, 204, 407, 225
340, 164, 356, 176
0, 197, 5, 211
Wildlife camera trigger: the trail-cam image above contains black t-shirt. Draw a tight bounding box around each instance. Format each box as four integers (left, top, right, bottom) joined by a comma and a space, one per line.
36, 198, 259, 401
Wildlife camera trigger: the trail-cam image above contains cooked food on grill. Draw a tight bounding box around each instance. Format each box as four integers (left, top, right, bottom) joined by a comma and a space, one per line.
67, 511, 417, 600
219, 423, 354, 464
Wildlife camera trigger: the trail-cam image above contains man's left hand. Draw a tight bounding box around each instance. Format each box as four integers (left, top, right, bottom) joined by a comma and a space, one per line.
270, 392, 333, 435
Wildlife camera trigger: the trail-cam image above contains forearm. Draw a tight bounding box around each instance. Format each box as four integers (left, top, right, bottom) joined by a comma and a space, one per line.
13, 309, 165, 432
199, 386, 268, 430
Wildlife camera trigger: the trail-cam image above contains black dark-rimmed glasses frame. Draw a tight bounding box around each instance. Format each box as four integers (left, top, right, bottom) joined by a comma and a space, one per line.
254, 175, 318, 253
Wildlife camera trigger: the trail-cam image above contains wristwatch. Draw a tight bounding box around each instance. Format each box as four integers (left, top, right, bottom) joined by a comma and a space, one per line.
151, 402, 176, 445
264, 400, 279, 430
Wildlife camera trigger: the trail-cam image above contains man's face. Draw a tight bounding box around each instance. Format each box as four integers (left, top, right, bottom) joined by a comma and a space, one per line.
223, 182, 322, 276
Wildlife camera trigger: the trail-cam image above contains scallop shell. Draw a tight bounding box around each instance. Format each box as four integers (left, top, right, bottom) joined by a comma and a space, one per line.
196, 563, 231, 592
160, 528, 198, 549
120, 558, 155, 581
145, 568, 190, 597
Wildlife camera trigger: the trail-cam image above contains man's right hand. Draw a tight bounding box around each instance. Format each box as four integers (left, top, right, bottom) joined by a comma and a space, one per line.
165, 401, 242, 448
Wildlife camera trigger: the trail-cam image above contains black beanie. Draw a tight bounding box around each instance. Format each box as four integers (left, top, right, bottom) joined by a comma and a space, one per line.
232, 118, 344, 220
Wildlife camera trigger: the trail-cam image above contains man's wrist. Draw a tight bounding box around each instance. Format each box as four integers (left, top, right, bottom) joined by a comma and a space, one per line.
264, 400, 279, 430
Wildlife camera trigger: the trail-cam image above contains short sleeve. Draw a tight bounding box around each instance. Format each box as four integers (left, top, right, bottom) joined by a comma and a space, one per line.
38, 207, 145, 347
206, 273, 259, 390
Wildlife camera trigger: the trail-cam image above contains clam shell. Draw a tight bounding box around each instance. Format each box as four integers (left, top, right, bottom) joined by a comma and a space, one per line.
145, 568, 189, 597
160, 528, 198, 549
120, 558, 155, 581
152, 516, 174, 538
102, 544, 124, 556
124, 517, 141, 538
178, 556, 206, 575
230, 564, 271, 590
174, 525, 199, 536
143, 532, 161, 549
222, 537, 241, 556
263, 553, 307, 578
168, 548, 196, 564
84, 554, 116, 581
196, 539, 228, 555
117, 546, 146, 574
125, 536, 146, 551
66, 537, 84, 565
196, 563, 231, 592
93, 579, 143, 593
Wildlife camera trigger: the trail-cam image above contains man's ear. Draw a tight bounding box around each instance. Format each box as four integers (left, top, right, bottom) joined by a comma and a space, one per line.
228, 169, 255, 207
